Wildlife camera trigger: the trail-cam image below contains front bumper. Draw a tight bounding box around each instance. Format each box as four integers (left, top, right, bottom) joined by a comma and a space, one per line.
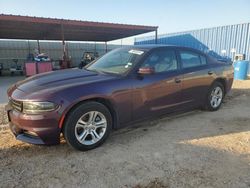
5, 103, 61, 145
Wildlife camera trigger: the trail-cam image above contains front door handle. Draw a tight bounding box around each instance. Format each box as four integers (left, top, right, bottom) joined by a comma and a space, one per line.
208, 70, 214, 75
175, 78, 181, 83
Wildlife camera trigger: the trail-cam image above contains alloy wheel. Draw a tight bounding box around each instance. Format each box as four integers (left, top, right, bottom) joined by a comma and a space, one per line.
75, 111, 107, 145
210, 86, 223, 108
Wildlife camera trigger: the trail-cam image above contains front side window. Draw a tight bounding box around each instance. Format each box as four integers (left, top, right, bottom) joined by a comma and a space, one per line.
86, 48, 144, 75
180, 51, 207, 68
140, 49, 178, 73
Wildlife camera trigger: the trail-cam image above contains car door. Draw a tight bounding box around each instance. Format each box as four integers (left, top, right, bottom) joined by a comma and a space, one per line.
178, 49, 215, 107
132, 48, 183, 121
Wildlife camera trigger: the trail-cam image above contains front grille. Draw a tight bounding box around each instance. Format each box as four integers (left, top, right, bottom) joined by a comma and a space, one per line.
10, 98, 22, 112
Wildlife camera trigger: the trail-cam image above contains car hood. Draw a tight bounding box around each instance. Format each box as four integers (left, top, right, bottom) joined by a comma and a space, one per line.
15, 68, 115, 93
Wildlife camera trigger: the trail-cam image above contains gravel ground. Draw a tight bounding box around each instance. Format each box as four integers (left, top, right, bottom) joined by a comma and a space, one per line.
0, 80, 250, 188
0, 104, 8, 127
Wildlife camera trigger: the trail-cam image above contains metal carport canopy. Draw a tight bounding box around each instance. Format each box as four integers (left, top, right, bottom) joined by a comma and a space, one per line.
0, 14, 158, 42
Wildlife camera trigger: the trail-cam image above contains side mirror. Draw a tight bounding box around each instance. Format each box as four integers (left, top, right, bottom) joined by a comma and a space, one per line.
138, 67, 155, 75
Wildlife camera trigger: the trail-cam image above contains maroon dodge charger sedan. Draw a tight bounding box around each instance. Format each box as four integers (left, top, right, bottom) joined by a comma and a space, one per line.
6, 45, 234, 151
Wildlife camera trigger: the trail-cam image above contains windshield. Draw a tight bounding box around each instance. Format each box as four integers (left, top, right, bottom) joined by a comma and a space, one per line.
85, 48, 144, 75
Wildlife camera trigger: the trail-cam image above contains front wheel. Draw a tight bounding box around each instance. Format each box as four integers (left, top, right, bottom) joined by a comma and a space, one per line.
63, 102, 112, 151
204, 82, 224, 111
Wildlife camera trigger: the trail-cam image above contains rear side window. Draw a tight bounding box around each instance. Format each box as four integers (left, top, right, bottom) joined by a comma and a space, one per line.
200, 55, 207, 65
180, 51, 207, 68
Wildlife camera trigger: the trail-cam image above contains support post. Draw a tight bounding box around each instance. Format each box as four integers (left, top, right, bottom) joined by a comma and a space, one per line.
105, 42, 108, 53
37, 40, 41, 54
28, 40, 31, 54
61, 24, 66, 60
94, 42, 97, 53
155, 29, 158, 44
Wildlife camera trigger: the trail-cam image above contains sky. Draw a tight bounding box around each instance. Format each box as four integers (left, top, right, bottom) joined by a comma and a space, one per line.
0, 0, 250, 44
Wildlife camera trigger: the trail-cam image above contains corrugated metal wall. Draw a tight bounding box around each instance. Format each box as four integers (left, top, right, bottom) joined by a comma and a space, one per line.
0, 40, 123, 69
135, 23, 250, 61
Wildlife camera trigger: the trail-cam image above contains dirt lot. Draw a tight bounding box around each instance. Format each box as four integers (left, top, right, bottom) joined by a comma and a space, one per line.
0, 80, 250, 188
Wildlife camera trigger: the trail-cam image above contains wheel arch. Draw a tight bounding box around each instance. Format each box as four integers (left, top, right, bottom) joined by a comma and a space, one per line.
213, 77, 227, 94
59, 97, 118, 131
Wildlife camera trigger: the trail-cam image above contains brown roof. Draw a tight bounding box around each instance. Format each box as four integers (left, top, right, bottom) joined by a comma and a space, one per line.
0, 14, 158, 42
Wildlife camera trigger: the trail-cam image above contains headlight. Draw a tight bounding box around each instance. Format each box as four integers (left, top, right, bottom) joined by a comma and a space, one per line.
23, 101, 58, 114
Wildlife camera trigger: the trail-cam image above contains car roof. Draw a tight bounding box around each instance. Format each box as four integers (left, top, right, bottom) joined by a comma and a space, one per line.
131, 44, 207, 55
133, 44, 176, 49
133, 44, 196, 50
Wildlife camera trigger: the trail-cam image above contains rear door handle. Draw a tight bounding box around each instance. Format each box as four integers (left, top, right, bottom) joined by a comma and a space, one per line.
208, 71, 214, 75
175, 78, 181, 83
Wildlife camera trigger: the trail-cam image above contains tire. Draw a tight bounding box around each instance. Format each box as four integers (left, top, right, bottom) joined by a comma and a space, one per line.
204, 81, 224, 111
63, 101, 112, 151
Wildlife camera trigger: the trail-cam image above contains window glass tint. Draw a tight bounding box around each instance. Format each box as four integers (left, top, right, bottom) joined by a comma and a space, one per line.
86, 48, 143, 75
141, 49, 178, 73
180, 51, 205, 68
200, 55, 207, 65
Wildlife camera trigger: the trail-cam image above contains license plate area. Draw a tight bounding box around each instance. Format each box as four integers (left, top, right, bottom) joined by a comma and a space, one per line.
5, 103, 13, 122
7, 110, 11, 122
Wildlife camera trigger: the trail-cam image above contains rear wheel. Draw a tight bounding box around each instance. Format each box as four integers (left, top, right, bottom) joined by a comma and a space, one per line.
204, 82, 224, 111
63, 102, 112, 151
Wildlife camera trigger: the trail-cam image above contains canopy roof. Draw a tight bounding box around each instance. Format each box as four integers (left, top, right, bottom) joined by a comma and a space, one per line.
0, 14, 158, 42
